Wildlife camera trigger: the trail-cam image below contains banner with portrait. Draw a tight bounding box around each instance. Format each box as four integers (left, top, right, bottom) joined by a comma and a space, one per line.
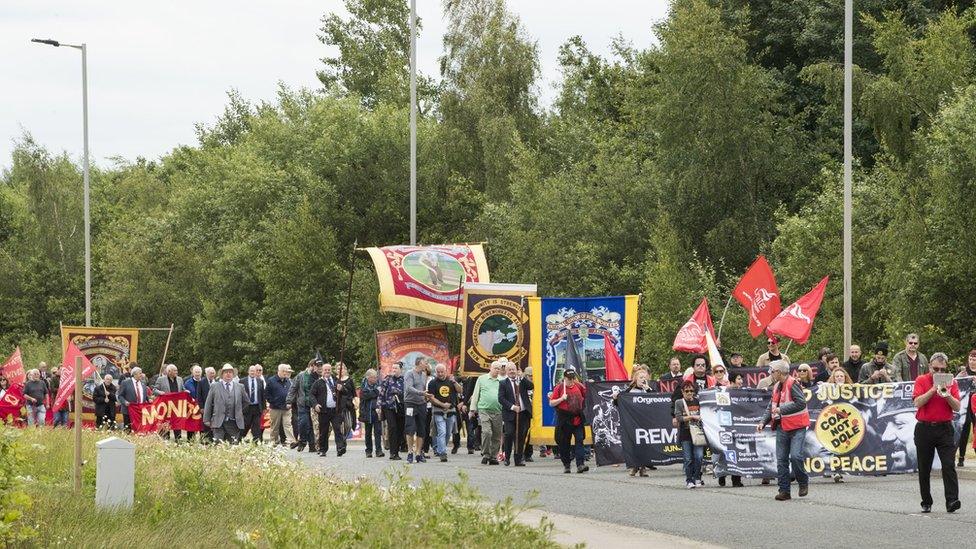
529, 296, 640, 444
60, 326, 139, 422
375, 325, 451, 377
458, 283, 536, 378
364, 244, 490, 324
699, 379, 974, 477
585, 380, 659, 466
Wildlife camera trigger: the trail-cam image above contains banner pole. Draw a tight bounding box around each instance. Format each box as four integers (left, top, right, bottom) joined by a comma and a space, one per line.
784, 338, 793, 356
716, 294, 734, 342
159, 323, 174, 374
73, 354, 82, 493
337, 240, 358, 369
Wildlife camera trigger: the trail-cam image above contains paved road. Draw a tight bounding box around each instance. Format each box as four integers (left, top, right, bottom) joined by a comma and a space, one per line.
291, 442, 976, 548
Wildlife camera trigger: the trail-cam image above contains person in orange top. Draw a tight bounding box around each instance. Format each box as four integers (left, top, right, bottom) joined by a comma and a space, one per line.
912, 352, 961, 513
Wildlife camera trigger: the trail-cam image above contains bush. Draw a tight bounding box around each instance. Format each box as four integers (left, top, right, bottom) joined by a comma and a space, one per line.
13, 429, 557, 548
0, 427, 35, 545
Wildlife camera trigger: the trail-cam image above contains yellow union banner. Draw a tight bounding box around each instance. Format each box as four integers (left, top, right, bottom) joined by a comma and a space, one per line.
364, 244, 490, 324
60, 326, 139, 382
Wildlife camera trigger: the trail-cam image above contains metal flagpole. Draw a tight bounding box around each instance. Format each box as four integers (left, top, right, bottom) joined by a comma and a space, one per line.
842, 0, 853, 359
409, 0, 417, 329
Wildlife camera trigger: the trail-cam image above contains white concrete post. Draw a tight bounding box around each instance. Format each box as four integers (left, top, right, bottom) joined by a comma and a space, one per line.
95, 437, 136, 509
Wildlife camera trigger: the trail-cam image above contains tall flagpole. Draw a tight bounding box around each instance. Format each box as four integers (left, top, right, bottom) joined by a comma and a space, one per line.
409, 0, 418, 329
843, 0, 853, 359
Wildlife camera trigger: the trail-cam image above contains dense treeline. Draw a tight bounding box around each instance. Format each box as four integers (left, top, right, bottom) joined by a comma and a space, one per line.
2, 0, 975, 374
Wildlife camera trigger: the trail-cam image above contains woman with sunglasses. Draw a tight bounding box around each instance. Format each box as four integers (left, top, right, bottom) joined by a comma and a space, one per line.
613, 365, 656, 477
795, 364, 816, 389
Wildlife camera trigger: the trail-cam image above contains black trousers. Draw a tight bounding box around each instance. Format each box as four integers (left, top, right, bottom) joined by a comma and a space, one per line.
502, 412, 530, 462
958, 405, 974, 461
95, 403, 116, 429
384, 409, 405, 455
915, 421, 959, 506
317, 408, 345, 454
466, 414, 481, 450
243, 404, 264, 443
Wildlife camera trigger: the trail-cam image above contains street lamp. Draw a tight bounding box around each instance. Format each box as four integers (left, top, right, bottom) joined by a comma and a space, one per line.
409, 0, 417, 328
843, 2, 852, 358
32, 38, 91, 328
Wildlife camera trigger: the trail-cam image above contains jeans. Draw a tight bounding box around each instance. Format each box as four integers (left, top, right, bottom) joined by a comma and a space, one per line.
682, 440, 704, 483
433, 413, 457, 456
52, 409, 69, 427
297, 406, 314, 444
27, 404, 46, 426
364, 421, 383, 454
776, 427, 809, 493
916, 422, 959, 506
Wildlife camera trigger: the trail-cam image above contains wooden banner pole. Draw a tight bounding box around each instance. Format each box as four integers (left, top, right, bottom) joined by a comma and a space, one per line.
73, 354, 82, 493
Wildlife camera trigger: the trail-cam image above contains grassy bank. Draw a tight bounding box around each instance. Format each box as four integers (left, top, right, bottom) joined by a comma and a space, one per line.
6, 427, 558, 548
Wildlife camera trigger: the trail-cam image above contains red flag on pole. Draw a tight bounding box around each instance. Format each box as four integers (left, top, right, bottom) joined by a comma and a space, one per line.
766, 276, 829, 345
673, 298, 717, 353
53, 341, 96, 412
733, 256, 782, 338
603, 334, 629, 381
1, 347, 26, 385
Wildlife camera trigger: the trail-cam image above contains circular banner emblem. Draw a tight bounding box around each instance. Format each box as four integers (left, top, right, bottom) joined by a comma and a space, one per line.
815, 403, 865, 455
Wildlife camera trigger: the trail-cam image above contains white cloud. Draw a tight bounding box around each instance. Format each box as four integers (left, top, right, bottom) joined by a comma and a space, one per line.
1, 0, 667, 169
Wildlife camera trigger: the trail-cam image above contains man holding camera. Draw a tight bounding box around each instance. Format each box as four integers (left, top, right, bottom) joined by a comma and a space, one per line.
912, 352, 961, 514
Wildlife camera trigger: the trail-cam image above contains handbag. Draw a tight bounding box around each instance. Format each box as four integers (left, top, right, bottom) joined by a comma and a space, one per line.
683, 399, 707, 447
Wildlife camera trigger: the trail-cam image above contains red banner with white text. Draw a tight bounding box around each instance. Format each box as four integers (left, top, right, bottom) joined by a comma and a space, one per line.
128, 392, 203, 434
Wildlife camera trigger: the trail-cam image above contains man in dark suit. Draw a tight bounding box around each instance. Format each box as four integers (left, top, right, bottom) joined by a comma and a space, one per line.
240, 364, 267, 443
117, 366, 151, 432
498, 358, 532, 466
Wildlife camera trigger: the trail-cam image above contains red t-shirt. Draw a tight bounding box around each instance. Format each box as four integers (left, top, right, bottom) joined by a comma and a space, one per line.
913, 373, 960, 422
552, 382, 587, 422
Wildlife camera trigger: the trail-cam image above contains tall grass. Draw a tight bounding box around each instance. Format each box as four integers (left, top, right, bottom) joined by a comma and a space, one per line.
11, 428, 558, 548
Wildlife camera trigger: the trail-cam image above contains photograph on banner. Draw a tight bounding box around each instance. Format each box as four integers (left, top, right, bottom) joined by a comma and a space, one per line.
375, 325, 451, 377
458, 282, 535, 378
585, 380, 657, 466
529, 295, 639, 444
364, 244, 490, 323
615, 391, 684, 467
699, 379, 974, 477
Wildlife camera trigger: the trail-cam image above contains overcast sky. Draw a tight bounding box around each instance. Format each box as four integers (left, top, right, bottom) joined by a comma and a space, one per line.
1, 1, 668, 169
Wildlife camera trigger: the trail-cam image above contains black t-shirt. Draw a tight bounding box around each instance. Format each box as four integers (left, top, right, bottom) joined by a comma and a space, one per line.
428, 378, 458, 414
675, 397, 701, 442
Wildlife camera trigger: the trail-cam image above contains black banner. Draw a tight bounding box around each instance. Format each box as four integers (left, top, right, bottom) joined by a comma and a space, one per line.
616, 392, 683, 467
585, 381, 655, 466
699, 378, 974, 477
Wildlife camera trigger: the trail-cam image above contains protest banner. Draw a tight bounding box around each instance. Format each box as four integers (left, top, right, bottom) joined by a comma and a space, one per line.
528, 295, 640, 444
375, 325, 451, 377
615, 391, 684, 467
458, 282, 535, 377
0, 383, 25, 423
1, 347, 26, 384
364, 244, 490, 323
698, 378, 974, 477
128, 392, 203, 434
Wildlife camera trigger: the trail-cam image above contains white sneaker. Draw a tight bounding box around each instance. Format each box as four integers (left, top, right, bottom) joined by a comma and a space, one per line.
687, 482, 696, 489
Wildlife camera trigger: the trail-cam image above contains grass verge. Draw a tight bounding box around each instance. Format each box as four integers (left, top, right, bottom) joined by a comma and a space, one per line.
7, 427, 559, 548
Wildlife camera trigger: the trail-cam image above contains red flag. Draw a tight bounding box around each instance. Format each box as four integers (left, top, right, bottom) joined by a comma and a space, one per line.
53, 341, 97, 412
733, 256, 782, 338
766, 276, 829, 345
1, 347, 26, 385
603, 334, 628, 381
0, 383, 24, 423
673, 298, 717, 353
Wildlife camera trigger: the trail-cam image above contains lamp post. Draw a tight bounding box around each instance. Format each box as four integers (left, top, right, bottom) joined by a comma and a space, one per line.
31, 38, 91, 329
843, 1, 853, 358
409, 0, 417, 328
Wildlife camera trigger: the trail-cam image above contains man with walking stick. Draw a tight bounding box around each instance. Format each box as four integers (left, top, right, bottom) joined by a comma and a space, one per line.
499, 359, 532, 466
